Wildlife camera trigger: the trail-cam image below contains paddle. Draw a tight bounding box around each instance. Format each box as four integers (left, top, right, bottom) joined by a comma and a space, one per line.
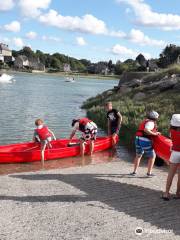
67, 142, 80, 147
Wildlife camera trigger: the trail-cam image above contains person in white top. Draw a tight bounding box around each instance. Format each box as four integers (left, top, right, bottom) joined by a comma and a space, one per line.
130, 111, 160, 177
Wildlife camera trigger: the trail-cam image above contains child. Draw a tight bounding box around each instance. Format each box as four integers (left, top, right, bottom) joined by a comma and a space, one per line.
33, 119, 56, 167
69, 118, 98, 157
162, 114, 180, 200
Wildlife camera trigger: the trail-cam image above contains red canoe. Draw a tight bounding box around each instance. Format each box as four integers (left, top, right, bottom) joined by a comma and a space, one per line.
153, 135, 172, 163
0, 136, 118, 164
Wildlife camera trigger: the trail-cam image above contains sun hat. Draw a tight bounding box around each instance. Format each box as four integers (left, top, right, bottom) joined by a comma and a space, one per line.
170, 114, 180, 127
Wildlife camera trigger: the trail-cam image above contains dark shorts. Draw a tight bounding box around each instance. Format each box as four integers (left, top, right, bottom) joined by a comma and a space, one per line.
111, 126, 119, 135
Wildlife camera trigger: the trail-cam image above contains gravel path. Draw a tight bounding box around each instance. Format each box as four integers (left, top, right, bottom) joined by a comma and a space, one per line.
0, 157, 180, 240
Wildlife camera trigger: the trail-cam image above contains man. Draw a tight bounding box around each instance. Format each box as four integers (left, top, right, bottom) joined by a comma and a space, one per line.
131, 111, 160, 177
69, 118, 98, 157
106, 102, 122, 146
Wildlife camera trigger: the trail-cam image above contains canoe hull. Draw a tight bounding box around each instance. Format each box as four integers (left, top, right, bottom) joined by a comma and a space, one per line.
153, 135, 172, 163
0, 136, 118, 163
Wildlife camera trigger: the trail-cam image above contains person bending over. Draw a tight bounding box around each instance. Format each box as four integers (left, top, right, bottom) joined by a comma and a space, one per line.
33, 119, 56, 167
69, 118, 98, 157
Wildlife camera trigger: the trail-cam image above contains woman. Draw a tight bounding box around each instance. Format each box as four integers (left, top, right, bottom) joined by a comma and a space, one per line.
162, 114, 180, 200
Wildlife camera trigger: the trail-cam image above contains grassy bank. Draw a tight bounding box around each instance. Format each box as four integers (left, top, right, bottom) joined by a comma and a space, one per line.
82, 66, 180, 148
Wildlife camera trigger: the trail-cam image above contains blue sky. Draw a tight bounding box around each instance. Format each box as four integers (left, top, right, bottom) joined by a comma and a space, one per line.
0, 0, 180, 62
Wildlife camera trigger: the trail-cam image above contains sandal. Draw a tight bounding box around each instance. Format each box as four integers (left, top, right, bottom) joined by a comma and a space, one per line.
173, 195, 180, 200
162, 193, 170, 201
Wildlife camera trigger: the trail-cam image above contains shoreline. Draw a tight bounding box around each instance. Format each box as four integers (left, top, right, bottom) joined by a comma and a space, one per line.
1, 69, 120, 80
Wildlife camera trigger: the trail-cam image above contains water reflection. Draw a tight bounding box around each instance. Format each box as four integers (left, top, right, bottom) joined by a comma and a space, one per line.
0, 145, 132, 175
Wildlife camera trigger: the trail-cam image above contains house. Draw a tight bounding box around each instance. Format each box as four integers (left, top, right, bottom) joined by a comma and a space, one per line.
14, 55, 29, 68
14, 55, 45, 71
0, 43, 12, 63
29, 57, 45, 71
64, 63, 71, 72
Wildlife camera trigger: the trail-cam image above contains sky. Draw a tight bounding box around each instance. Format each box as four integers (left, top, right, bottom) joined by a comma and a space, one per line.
0, 0, 180, 63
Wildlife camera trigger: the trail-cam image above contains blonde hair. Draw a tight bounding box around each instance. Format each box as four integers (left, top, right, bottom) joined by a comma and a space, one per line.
35, 119, 44, 126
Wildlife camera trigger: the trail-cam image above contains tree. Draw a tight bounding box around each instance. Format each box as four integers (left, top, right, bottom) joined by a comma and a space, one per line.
51, 57, 62, 70
136, 54, 147, 66
158, 44, 180, 68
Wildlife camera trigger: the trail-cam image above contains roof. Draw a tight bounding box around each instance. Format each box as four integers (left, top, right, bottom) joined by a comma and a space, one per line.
18, 55, 29, 61
0, 43, 11, 51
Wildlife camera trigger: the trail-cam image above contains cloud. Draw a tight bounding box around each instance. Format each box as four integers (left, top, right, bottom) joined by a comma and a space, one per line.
117, 0, 180, 30
0, 0, 14, 11
111, 44, 151, 59
13, 37, 24, 48
19, 0, 51, 18
39, 10, 108, 34
128, 29, 165, 46
26, 31, 37, 39
112, 44, 137, 57
4, 21, 21, 33
76, 37, 87, 46
42, 35, 61, 42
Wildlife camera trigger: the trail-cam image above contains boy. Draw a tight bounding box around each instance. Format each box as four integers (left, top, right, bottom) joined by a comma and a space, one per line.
33, 119, 56, 167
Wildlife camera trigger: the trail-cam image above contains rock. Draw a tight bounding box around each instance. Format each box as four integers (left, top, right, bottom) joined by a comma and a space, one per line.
119, 85, 132, 94
133, 92, 146, 101
107, 90, 113, 95
159, 78, 178, 92
128, 79, 142, 88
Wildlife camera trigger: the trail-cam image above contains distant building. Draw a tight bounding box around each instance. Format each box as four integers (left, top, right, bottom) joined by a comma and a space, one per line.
14, 55, 29, 68
14, 55, 45, 71
29, 57, 45, 71
64, 63, 71, 72
0, 43, 13, 63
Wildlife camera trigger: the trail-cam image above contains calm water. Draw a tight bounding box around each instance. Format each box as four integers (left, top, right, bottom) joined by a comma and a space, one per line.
0, 73, 133, 174
0, 73, 117, 144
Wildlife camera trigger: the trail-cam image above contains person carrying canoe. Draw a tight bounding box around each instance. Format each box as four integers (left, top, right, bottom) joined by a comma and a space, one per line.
162, 114, 180, 200
69, 118, 98, 157
130, 111, 160, 177
105, 102, 122, 146
33, 119, 56, 167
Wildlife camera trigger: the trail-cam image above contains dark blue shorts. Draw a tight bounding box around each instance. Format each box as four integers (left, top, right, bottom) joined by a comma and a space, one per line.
111, 126, 119, 135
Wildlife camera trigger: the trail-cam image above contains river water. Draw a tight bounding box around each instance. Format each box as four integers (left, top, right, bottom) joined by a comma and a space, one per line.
0, 73, 132, 174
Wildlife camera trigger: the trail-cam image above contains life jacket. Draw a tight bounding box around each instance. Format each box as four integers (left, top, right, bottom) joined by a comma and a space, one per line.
170, 129, 180, 151
79, 118, 92, 132
136, 119, 157, 138
35, 126, 52, 141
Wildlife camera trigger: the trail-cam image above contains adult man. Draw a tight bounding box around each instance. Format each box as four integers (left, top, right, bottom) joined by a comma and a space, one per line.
131, 111, 160, 177
106, 102, 122, 146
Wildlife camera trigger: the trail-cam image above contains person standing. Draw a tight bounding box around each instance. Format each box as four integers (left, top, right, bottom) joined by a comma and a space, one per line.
69, 118, 98, 157
162, 114, 180, 200
106, 102, 122, 146
131, 111, 160, 177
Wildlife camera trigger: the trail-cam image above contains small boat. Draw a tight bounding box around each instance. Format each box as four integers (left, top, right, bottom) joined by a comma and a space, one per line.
0, 73, 14, 83
65, 77, 75, 82
153, 135, 172, 162
0, 136, 118, 163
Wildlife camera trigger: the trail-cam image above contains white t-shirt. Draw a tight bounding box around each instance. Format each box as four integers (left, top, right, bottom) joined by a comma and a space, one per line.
144, 121, 155, 131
